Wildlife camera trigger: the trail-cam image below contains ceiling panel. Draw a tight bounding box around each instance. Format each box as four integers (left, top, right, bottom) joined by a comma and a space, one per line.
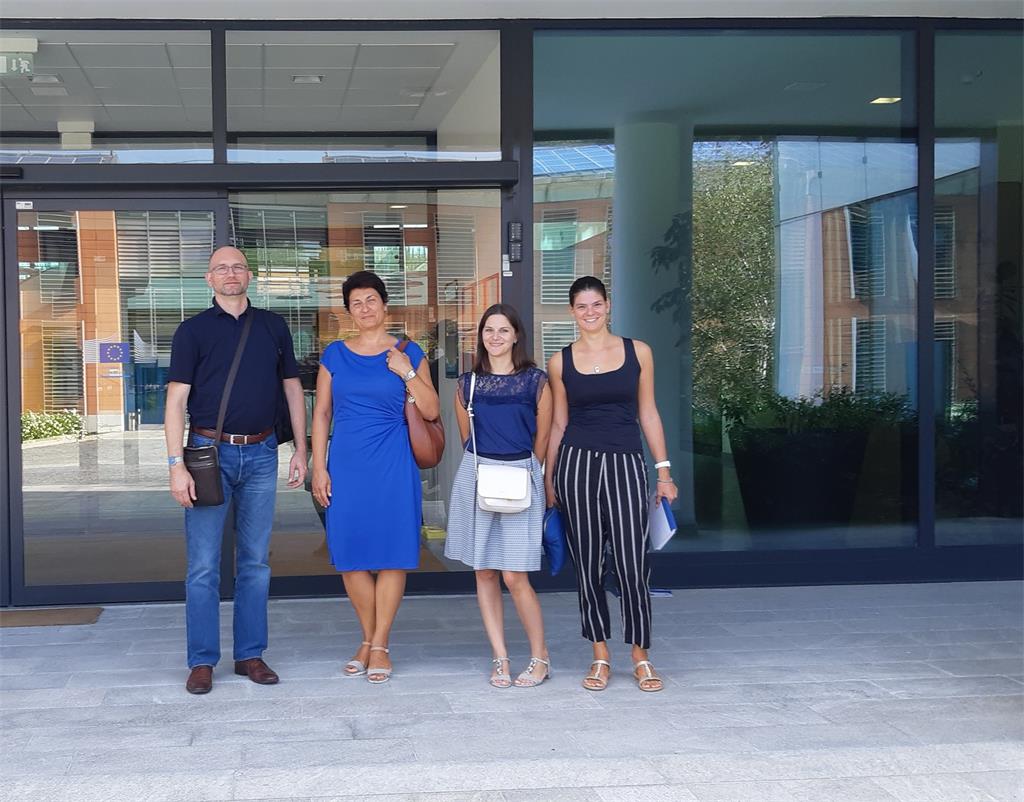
347, 68, 439, 91
31, 43, 81, 70
96, 82, 182, 106
264, 44, 358, 70
344, 87, 424, 107
227, 69, 264, 90
340, 106, 421, 125
70, 44, 172, 69
104, 106, 192, 125
171, 68, 212, 91
263, 88, 345, 107
228, 89, 263, 106
179, 88, 212, 106
227, 45, 263, 70
355, 44, 455, 70
167, 43, 211, 69
0, 106, 37, 127
20, 105, 113, 124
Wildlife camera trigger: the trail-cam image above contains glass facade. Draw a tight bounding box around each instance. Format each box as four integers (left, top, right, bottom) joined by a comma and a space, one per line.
0, 30, 212, 163
1, 18, 1021, 603
226, 31, 500, 162
534, 31, 920, 550
934, 32, 1024, 545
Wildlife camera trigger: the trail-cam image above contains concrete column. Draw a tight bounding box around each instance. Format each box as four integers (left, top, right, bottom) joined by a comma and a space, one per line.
611, 119, 695, 526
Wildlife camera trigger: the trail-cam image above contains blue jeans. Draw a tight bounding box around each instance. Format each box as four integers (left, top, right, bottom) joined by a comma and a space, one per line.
184, 432, 279, 668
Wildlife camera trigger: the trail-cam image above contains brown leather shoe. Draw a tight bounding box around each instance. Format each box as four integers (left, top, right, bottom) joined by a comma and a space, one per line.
186, 665, 213, 694
234, 657, 279, 685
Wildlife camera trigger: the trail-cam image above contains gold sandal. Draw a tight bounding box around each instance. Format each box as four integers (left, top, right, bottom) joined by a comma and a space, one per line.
633, 660, 663, 692
582, 659, 610, 691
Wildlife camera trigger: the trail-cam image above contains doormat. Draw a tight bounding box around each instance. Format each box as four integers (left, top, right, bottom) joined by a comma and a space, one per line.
0, 607, 103, 628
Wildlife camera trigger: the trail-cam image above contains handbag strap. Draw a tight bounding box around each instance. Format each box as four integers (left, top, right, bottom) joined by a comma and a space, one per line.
467, 372, 479, 473
213, 309, 254, 442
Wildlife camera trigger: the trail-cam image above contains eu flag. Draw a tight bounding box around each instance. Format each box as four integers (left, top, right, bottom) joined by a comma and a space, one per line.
99, 342, 130, 363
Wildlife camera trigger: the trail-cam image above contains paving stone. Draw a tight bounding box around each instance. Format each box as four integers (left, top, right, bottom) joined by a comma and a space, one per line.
959, 770, 1024, 801
1, 582, 1020, 799
594, 785, 701, 801
871, 773, 1003, 801
686, 778, 898, 801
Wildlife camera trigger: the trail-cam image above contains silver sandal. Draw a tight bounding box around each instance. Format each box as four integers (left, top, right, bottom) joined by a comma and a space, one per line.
514, 656, 550, 687
343, 641, 371, 677
633, 659, 664, 693
583, 659, 610, 691
489, 656, 512, 688
367, 645, 392, 684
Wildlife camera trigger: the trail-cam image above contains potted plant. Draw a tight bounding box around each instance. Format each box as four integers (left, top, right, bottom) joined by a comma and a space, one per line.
726, 388, 914, 528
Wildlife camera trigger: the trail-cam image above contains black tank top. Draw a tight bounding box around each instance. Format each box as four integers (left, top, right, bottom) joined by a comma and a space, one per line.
561, 337, 643, 454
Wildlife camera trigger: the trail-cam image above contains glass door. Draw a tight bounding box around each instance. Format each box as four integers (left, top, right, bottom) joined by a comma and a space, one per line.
6, 197, 226, 602
227, 189, 502, 594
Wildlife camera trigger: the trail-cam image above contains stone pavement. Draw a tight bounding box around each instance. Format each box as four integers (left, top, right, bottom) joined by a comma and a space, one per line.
1, 581, 1022, 801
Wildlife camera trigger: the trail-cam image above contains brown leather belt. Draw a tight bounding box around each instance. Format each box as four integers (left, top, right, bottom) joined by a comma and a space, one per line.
191, 426, 273, 446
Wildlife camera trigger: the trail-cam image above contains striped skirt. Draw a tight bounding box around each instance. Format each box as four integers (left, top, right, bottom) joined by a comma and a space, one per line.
444, 450, 545, 572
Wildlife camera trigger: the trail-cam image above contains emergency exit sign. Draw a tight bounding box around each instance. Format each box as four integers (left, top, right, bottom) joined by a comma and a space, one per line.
0, 53, 33, 75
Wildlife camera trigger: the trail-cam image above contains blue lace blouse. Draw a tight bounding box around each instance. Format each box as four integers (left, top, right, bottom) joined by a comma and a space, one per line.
458, 367, 547, 460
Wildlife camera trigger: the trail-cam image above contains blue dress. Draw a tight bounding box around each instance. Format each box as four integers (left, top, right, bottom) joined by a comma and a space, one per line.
320, 339, 423, 571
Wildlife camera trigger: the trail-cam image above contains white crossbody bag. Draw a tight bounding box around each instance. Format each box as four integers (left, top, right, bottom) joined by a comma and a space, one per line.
467, 372, 532, 514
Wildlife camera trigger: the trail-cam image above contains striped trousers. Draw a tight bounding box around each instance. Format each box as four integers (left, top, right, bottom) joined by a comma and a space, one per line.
554, 444, 652, 649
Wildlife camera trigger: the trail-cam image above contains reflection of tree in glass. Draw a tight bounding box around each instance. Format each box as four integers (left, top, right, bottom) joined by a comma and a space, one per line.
650, 141, 776, 419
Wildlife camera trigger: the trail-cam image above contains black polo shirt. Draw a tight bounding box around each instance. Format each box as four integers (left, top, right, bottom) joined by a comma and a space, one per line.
168, 299, 299, 434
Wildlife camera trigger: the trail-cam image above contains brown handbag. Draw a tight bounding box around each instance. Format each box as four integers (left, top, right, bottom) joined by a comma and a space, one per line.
397, 339, 445, 469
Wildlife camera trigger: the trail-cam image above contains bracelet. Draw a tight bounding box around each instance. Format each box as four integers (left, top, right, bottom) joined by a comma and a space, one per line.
657, 478, 675, 484
654, 460, 671, 469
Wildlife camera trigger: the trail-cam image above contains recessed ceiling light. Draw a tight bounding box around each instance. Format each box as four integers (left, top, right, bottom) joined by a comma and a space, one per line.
731, 160, 755, 167
870, 97, 901, 104
30, 86, 68, 97
389, 204, 408, 209
29, 73, 62, 84
291, 74, 324, 84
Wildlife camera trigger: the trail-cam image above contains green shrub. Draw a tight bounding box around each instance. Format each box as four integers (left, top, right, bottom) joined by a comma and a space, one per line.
21, 410, 83, 441
727, 387, 915, 441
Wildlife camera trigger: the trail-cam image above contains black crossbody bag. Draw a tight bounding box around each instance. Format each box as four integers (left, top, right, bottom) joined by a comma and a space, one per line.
183, 312, 253, 507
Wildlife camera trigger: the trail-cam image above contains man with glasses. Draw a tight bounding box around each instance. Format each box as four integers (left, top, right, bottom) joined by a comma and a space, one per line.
165, 246, 307, 694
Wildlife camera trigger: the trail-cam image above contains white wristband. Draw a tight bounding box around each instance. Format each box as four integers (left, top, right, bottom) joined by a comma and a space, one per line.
654, 460, 671, 469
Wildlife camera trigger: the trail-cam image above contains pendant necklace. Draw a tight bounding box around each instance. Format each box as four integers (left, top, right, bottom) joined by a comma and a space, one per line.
592, 364, 601, 374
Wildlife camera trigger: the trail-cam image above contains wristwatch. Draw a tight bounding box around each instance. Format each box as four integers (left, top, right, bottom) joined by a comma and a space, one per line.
402, 369, 416, 382
168, 456, 184, 468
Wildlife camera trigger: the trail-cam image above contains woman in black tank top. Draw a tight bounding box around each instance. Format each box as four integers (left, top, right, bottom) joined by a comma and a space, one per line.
545, 276, 678, 693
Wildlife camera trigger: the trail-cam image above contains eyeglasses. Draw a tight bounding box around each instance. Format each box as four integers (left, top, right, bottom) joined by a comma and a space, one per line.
209, 265, 250, 276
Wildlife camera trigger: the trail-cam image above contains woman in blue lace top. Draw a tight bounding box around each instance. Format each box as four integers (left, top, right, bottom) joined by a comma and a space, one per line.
445, 304, 553, 688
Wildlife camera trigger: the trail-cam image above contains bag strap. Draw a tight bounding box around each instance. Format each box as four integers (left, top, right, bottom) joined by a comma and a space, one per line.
467, 372, 479, 473
213, 309, 254, 442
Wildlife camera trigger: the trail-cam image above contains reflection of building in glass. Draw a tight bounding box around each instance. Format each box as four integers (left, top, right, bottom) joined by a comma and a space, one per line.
19, 199, 499, 440
532, 139, 986, 412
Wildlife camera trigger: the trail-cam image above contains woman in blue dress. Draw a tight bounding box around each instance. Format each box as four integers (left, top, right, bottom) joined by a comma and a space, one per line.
310, 270, 439, 684
445, 304, 553, 688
